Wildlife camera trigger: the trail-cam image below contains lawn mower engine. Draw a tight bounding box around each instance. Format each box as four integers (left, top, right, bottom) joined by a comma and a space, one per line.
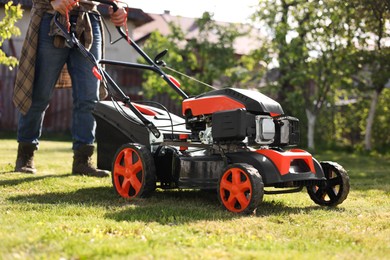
94, 87, 350, 214
182, 88, 299, 147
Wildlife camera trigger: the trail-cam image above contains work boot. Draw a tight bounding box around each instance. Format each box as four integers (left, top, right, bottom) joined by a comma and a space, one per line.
15, 142, 38, 174
72, 144, 110, 177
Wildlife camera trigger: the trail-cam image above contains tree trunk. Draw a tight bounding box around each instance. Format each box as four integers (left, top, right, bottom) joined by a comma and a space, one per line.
306, 109, 317, 150
364, 89, 380, 151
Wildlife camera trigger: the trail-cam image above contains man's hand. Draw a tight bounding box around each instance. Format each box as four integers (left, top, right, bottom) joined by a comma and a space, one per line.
109, 6, 127, 27
51, 0, 78, 16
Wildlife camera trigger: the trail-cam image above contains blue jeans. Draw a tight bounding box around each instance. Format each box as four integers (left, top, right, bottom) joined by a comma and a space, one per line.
17, 12, 102, 150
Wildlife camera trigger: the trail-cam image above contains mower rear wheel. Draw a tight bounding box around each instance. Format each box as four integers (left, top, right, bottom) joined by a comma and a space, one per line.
307, 161, 350, 206
218, 163, 264, 214
112, 143, 156, 198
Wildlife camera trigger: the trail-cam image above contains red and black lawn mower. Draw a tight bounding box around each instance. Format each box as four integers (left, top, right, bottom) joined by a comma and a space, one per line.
57, 0, 350, 213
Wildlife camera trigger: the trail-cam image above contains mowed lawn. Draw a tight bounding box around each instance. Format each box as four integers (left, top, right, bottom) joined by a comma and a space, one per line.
0, 136, 389, 259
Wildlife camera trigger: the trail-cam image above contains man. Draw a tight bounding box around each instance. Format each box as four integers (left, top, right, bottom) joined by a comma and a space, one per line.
13, 0, 127, 177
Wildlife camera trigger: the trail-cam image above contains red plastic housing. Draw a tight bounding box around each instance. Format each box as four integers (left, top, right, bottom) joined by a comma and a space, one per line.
182, 95, 245, 116
256, 149, 315, 175
131, 103, 158, 116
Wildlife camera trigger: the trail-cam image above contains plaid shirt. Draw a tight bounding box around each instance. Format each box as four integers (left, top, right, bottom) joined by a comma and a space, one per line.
13, 0, 102, 115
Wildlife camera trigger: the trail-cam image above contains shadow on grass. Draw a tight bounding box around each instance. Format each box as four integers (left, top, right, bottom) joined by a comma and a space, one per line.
256, 200, 345, 217
7, 186, 117, 205
6, 185, 338, 224
0, 173, 73, 186
105, 190, 338, 224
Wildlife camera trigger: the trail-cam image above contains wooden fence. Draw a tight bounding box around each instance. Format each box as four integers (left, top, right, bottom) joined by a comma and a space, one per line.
1, 65, 75, 133
0, 66, 181, 134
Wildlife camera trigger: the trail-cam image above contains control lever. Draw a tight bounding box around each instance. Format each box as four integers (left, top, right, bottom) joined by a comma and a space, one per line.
154, 49, 168, 66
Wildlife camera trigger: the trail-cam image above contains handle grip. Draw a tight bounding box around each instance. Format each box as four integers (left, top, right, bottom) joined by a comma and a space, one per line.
92, 0, 127, 36
94, 0, 118, 12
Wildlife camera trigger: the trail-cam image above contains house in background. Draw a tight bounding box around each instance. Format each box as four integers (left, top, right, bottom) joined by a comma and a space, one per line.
133, 10, 263, 57
0, 0, 264, 132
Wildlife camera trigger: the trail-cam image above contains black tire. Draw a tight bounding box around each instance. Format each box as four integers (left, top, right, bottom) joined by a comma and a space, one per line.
218, 163, 264, 214
307, 161, 350, 206
112, 143, 156, 198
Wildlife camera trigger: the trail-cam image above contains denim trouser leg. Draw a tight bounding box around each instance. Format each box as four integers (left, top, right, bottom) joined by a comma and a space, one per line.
17, 13, 69, 145
17, 13, 102, 150
68, 13, 102, 150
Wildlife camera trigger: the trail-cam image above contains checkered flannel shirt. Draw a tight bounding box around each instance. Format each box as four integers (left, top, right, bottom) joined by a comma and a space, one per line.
13, 0, 103, 115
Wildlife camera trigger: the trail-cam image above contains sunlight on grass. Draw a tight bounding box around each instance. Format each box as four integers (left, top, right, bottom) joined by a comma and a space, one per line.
1, 138, 389, 259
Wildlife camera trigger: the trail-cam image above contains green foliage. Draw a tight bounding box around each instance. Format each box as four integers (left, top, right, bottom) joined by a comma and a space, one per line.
141, 12, 257, 100
370, 88, 390, 152
251, 0, 361, 150
140, 31, 184, 102
349, 0, 390, 93
1, 137, 390, 258
327, 88, 390, 153
252, 0, 390, 152
0, 1, 22, 68
331, 0, 390, 152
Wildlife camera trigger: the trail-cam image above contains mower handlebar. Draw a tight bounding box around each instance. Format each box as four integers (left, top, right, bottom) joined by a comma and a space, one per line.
91, 0, 125, 36
79, 0, 189, 100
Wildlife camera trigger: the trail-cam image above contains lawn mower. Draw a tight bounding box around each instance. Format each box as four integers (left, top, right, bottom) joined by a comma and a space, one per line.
56, 0, 350, 214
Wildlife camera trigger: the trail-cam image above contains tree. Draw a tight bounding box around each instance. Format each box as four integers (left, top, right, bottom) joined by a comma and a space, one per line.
252, 0, 358, 150
303, 1, 364, 150
0, 1, 22, 68
351, 0, 390, 151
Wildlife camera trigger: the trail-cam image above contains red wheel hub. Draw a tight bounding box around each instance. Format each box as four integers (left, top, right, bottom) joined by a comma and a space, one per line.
220, 168, 252, 212
113, 148, 144, 198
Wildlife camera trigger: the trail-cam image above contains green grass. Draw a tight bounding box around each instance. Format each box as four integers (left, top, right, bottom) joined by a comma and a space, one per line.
1, 136, 389, 259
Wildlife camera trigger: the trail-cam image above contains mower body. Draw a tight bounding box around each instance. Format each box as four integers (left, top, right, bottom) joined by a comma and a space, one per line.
94, 88, 326, 190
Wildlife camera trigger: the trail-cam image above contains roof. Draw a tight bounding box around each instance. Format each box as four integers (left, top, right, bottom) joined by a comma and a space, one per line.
132, 12, 264, 56
0, 0, 153, 27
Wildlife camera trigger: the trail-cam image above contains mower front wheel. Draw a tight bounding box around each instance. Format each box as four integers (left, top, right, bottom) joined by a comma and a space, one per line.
218, 163, 264, 214
112, 143, 156, 199
307, 161, 350, 206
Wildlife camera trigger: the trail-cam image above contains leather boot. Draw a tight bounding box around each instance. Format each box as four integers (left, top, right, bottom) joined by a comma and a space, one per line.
72, 144, 110, 177
15, 142, 38, 174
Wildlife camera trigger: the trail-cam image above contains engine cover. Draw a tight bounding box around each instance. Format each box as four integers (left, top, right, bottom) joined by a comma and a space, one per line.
212, 109, 256, 142
182, 88, 284, 117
